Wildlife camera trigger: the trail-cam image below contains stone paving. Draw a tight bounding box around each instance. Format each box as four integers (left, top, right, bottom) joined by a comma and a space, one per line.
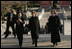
1, 34, 71, 48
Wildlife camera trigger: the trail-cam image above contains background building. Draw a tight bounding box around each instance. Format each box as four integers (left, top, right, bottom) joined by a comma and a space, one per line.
40, 1, 71, 9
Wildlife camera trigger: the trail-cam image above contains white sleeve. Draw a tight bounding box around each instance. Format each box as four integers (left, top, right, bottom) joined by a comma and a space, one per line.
38, 8, 44, 20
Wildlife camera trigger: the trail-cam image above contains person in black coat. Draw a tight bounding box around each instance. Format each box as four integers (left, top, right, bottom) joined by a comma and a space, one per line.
4, 9, 16, 38
48, 9, 61, 47
29, 11, 40, 47
16, 11, 25, 48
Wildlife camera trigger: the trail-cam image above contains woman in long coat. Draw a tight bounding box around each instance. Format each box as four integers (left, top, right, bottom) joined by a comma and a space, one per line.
29, 11, 40, 47
16, 11, 25, 48
48, 9, 61, 47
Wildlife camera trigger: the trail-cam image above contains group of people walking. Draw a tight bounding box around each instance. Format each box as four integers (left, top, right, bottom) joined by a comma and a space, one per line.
4, 8, 62, 48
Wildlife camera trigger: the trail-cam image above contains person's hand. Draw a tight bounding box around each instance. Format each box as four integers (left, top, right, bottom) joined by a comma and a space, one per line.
18, 19, 22, 22
17, 20, 18, 22
23, 24, 25, 27
4, 17, 7, 20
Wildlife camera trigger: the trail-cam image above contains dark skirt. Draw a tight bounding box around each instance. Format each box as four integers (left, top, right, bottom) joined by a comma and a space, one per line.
51, 30, 61, 43
31, 31, 39, 39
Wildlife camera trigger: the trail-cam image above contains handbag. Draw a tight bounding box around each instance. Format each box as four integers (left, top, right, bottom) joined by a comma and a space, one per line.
59, 24, 63, 33
23, 25, 29, 34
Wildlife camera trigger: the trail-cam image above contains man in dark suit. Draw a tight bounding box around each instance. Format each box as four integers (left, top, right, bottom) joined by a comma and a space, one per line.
4, 9, 16, 38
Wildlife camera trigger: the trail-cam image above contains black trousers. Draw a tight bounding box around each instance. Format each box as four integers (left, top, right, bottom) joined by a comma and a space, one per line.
17, 33, 23, 46
5, 22, 16, 36
31, 32, 38, 46
32, 38, 37, 46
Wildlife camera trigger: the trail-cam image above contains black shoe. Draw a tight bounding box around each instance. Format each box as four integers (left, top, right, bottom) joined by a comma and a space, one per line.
13, 34, 16, 38
35, 45, 37, 47
4, 34, 8, 38
35, 44, 37, 47
53, 43, 56, 47
19, 45, 22, 48
14, 36, 16, 38
53, 44, 56, 47
56, 43, 58, 46
32, 42, 34, 45
32, 41, 35, 45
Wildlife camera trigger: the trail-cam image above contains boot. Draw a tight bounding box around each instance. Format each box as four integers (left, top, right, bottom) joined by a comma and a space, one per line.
14, 34, 16, 38
35, 44, 37, 47
56, 42, 58, 46
4, 34, 9, 38
32, 39, 35, 45
53, 43, 56, 47
19, 45, 22, 48
35, 39, 37, 47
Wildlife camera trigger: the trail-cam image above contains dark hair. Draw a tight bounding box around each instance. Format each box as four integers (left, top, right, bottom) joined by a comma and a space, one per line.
51, 9, 56, 14
32, 11, 36, 16
10, 8, 14, 11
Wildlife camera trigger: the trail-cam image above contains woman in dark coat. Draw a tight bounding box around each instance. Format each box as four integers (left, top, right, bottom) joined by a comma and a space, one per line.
48, 9, 61, 47
16, 12, 25, 48
29, 11, 40, 47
